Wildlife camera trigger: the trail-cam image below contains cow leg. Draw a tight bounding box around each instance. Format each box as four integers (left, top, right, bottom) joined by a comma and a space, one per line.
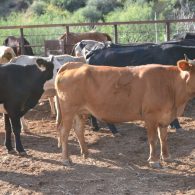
90, 115, 100, 131
146, 122, 160, 168
21, 117, 29, 133
4, 114, 15, 153
60, 115, 74, 166
107, 123, 118, 135
10, 116, 26, 155
49, 97, 56, 116
169, 118, 181, 129
158, 126, 170, 162
73, 115, 88, 159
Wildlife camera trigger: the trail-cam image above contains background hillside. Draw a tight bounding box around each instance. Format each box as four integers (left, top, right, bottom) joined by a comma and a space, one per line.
0, 0, 195, 56
0, 0, 195, 24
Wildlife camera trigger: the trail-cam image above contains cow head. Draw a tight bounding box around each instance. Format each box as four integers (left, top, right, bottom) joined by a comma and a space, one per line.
177, 55, 195, 96
3, 36, 34, 56
36, 58, 54, 80
3, 36, 19, 55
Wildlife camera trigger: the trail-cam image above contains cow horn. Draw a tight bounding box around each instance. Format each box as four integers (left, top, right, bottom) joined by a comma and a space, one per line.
184, 54, 195, 65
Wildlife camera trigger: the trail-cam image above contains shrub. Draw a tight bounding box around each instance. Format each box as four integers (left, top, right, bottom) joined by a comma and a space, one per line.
28, 0, 47, 15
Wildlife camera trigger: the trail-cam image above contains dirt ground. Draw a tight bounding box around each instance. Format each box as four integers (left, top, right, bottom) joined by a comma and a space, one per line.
0, 99, 194, 195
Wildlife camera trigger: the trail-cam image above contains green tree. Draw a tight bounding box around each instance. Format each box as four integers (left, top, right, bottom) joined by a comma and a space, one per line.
81, 6, 102, 22
29, 1, 47, 15
51, 0, 87, 12
87, 0, 123, 16
82, 0, 123, 22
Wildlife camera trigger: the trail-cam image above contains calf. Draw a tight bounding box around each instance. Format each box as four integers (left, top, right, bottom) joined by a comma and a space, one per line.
55, 58, 195, 168
1, 58, 54, 154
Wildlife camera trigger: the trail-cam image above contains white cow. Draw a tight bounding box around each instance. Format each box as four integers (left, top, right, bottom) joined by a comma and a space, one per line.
73, 40, 105, 57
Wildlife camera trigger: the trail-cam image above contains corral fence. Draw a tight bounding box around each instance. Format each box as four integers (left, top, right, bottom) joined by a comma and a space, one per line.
0, 19, 195, 56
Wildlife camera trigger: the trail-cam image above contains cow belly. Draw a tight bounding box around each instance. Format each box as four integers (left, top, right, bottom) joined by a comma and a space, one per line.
0, 104, 7, 113
85, 102, 143, 123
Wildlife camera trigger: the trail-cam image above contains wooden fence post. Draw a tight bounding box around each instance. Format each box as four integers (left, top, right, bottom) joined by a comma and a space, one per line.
114, 24, 118, 43
20, 28, 25, 55
65, 25, 69, 54
165, 22, 170, 41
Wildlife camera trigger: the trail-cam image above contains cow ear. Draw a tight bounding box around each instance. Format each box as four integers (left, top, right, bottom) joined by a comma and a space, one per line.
177, 60, 192, 71
36, 59, 47, 71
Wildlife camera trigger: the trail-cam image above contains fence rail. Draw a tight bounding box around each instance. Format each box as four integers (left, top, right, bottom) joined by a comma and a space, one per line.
0, 19, 195, 55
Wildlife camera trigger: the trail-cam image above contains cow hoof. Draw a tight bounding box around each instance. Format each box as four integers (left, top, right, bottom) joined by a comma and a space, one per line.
149, 161, 162, 169
82, 153, 88, 159
8, 149, 17, 155
63, 160, 72, 166
19, 151, 27, 156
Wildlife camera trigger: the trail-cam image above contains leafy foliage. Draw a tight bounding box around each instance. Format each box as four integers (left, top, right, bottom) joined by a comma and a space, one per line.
28, 1, 47, 15
0, 0, 195, 55
50, 0, 87, 12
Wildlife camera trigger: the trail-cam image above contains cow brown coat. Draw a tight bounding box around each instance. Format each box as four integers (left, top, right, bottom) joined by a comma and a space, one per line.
55, 61, 194, 167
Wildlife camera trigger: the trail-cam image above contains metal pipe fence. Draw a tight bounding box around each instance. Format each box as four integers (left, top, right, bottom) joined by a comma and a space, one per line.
0, 19, 194, 56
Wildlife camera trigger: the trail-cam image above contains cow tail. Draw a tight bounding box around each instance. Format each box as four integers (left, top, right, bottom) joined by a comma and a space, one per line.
54, 95, 62, 148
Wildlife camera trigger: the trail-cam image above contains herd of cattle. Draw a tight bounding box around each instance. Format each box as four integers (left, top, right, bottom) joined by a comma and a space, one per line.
0, 31, 195, 168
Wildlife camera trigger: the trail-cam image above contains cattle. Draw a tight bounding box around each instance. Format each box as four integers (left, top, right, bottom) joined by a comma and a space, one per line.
59, 31, 112, 54
85, 41, 195, 65
55, 57, 195, 168
73, 40, 158, 57
1, 58, 54, 155
0, 46, 29, 131
3, 36, 34, 56
172, 32, 195, 41
10, 54, 85, 116
72, 40, 105, 57
83, 40, 195, 131
73, 41, 159, 134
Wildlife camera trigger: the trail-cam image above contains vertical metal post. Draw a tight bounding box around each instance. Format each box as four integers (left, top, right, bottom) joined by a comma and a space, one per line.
65, 25, 70, 54
154, 12, 158, 43
166, 22, 170, 41
114, 24, 118, 43
20, 28, 25, 55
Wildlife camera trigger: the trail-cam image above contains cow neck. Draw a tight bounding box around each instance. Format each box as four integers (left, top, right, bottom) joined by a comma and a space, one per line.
174, 69, 191, 105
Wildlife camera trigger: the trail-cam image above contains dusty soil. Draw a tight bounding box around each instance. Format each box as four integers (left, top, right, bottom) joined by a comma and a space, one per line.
0, 100, 194, 195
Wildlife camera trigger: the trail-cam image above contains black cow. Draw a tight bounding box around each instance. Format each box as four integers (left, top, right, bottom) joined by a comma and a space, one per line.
0, 58, 54, 154
172, 32, 195, 41
86, 41, 195, 65
83, 40, 195, 133
3, 36, 34, 56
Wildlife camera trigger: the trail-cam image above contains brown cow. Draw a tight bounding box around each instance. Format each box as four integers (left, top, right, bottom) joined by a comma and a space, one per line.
55, 59, 195, 168
59, 31, 112, 54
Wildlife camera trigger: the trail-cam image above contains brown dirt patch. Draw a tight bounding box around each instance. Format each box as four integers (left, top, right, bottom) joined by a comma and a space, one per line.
0, 100, 194, 195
